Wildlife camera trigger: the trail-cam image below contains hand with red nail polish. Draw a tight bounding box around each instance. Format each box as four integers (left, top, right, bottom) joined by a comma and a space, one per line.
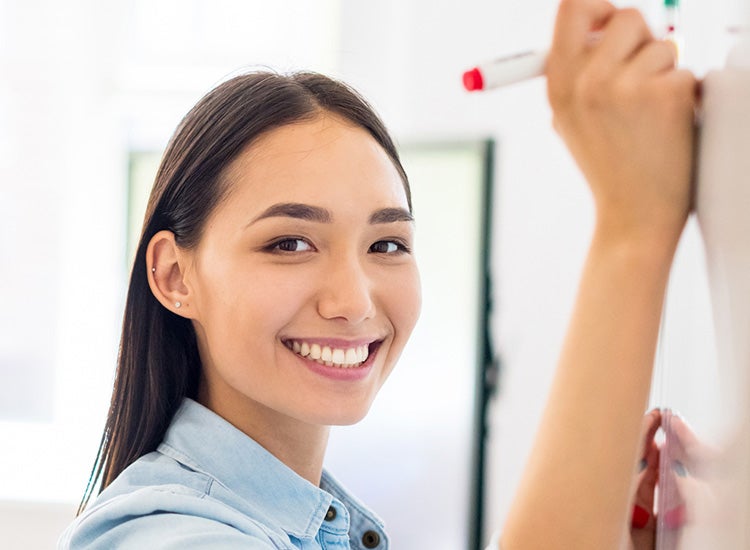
628, 409, 660, 550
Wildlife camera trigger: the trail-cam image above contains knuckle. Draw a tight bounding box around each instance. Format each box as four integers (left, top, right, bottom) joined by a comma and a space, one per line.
659, 40, 679, 64
654, 40, 679, 69
572, 70, 650, 116
643, 78, 694, 123
617, 7, 648, 31
557, 0, 579, 15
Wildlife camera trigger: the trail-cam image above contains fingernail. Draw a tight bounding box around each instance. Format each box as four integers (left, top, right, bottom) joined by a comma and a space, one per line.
664, 504, 687, 529
631, 505, 651, 529
672, 459, 688, 477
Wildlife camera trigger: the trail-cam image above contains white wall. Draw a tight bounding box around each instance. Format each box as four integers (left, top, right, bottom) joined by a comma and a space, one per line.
0, 501, 78, 549
0, 0, 126, 503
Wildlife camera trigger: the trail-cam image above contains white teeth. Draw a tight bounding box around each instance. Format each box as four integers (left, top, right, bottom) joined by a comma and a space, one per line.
287, 340, 371, 368
309, 344, 322, 360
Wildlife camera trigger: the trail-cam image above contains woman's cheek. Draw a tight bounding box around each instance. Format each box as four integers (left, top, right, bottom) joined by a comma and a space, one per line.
392, 265, 422, 341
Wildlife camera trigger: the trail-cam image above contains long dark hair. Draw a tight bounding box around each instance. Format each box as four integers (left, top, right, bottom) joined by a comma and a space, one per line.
79, 71, 410, 513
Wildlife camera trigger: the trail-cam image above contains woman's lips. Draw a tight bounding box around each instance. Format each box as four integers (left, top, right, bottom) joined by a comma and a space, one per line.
284, 339, 383, 379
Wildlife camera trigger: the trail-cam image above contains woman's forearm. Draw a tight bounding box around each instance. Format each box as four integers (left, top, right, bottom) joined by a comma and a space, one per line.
501, 227, 678, 550
496, 0, 697, 545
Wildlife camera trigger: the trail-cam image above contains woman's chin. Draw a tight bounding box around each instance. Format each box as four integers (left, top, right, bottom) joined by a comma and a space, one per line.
313, 403, 374, 427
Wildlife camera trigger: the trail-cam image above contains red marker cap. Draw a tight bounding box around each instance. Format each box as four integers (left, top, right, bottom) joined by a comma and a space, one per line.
462, 67, 484, 91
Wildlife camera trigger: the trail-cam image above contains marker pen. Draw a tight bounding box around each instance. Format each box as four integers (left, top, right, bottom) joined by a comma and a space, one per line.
463, 32, 601, 92
664, 0, 683, 59
463, 50, 547, 92
462, 23, 686, 93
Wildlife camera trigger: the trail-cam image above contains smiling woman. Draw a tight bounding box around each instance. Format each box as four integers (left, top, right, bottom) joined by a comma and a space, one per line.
152, 115, 421, 444
60, 71, 420, 549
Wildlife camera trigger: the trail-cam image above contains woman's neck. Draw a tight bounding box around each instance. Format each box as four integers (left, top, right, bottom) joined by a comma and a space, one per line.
198, 386, 330, 486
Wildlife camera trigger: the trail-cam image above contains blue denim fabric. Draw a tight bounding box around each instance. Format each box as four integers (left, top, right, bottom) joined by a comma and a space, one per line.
59, 399, 388, 549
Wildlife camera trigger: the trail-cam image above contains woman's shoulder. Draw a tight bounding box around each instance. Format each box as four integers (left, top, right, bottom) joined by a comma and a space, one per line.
58, 452, 287, 549
99, 449, 216, 499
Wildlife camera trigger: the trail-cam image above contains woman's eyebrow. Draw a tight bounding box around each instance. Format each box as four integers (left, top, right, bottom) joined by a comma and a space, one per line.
247, 203, 413, 227
369, 207, 414, 224
248, 203, 332, 225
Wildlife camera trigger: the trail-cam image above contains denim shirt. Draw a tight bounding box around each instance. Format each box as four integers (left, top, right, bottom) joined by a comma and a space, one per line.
59, 399, 389, 549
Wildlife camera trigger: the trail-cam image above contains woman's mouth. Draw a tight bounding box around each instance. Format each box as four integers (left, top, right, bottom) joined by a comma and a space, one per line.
283, 339, 378, 369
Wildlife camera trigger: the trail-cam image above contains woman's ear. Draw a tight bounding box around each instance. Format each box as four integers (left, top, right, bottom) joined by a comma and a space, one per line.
146, 230, 193, 318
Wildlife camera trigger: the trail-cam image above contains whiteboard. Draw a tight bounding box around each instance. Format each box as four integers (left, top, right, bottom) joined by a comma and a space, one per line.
653, 38, 750, 549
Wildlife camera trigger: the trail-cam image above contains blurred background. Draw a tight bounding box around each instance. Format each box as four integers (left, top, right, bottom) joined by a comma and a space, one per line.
0, 0, 743, 548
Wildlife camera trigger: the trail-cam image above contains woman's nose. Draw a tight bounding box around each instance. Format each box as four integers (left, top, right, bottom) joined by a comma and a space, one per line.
316, 255, 375, 324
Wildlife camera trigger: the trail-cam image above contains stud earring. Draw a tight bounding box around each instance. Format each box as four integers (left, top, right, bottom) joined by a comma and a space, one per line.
151, 267, 156, 273
175, 301, 182, 308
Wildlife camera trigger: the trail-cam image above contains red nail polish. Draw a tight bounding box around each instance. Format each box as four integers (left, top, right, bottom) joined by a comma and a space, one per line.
664, 504, 687, 529
631, 505, 650, 529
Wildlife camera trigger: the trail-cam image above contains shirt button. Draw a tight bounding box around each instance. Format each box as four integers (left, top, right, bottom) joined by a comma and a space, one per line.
324, 505, 337, 521
362, 530, 380, 548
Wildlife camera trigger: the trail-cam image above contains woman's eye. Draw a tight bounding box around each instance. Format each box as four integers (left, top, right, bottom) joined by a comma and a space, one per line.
271, 238, 313, 253
370, 240, 407, 254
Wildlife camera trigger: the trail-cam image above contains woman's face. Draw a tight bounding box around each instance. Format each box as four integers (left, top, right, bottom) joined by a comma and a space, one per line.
184, 114, 421, 429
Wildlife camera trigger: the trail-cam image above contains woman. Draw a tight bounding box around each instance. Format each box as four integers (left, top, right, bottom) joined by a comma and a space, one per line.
60, 0, 698, 548
64, 70, 417, 549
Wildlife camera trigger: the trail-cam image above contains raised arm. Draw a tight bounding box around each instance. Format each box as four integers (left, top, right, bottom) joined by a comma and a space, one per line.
500, 1, 698, 548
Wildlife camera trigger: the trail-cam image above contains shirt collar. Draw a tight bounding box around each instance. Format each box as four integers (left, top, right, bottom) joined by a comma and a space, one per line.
158, 398, 334, 539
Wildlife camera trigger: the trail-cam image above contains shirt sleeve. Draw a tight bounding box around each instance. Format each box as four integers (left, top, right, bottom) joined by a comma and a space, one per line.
58, 486, 286, 550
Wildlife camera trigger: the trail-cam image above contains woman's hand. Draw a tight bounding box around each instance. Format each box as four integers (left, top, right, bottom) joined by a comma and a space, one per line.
628, 410, 721, 550
629, 409, 661, 550
546, 0, 698, 251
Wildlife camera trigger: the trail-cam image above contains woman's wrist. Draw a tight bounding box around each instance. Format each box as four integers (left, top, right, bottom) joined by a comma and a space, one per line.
591, 210, 687, 266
